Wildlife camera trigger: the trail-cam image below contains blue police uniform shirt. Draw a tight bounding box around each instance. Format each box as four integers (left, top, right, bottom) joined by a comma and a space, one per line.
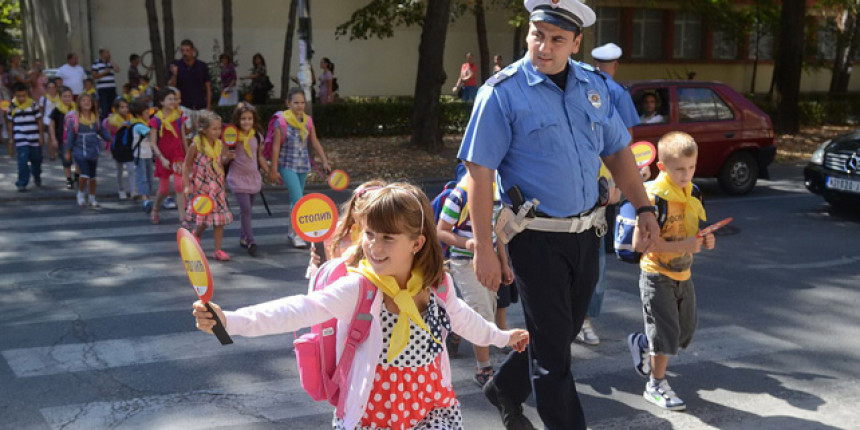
458, 56, 631, 218
601, 71, 641, 129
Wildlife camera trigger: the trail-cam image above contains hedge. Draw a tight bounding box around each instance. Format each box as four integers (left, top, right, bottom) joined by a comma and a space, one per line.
213, 97, 474, 138
750, 92, 860, 127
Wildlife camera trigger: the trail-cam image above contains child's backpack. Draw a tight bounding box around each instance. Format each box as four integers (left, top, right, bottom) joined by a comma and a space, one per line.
111, 123, 139, 163
431, 181, 471, 257
294, 258, 451, 418
614, 184, 703, 263
261, 111, 287, 160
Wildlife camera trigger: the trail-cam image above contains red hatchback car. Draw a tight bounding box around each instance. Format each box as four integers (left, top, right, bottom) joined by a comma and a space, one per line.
625, 80, 776, 195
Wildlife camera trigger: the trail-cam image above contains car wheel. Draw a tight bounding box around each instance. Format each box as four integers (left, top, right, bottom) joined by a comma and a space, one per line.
719, 151, 759, 195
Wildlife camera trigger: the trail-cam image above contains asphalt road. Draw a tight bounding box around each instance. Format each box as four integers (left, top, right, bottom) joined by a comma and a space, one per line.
0, 161, 858, 430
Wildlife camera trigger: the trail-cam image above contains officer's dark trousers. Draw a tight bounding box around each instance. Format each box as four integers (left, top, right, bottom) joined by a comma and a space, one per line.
494, 228, 600, 430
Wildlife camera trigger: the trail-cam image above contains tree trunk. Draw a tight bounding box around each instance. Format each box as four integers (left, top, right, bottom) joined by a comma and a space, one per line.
281, 0, 299, 100
162, 0, 175, 60
411, 0, 453, 152
830, 9, 859, 93
145, 0, 167, 87
475, 0, 490, 83
222, 0, 233, 57
513, 22, 524, 63
773, 0, 805, 134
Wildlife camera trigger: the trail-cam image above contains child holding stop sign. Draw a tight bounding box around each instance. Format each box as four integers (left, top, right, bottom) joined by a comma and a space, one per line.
183, 111, 234, 261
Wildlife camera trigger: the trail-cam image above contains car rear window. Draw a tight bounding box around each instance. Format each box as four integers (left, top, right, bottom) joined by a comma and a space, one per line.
678, 87, 734, 122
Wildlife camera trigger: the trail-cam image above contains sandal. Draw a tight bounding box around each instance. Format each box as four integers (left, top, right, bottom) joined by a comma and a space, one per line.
473, 366, 494, 388
212, 250, 230, 261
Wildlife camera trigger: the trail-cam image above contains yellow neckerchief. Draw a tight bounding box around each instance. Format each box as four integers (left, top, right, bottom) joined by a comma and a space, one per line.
122, 93, 132, 102
646, 171, 706, 237
155, 108, 181, 138
194, 134, 223, 176
46, 93, 60, 105
108, 112, 128, 129
138, 84, 148, 93
77, 110, 97, 127
283, 109, 308, 143
54, 100, 75, 115
85, 88, 96, 95
10, 97, 35, 117
348, 259, 441, 362
238, 129, 254, 159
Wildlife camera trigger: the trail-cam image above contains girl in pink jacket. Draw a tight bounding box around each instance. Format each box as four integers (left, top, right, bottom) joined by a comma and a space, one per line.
194, 183, 529, 430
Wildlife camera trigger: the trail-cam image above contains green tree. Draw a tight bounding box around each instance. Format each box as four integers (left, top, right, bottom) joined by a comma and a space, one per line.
336, 0, 452, 152
0, 0, 21, 63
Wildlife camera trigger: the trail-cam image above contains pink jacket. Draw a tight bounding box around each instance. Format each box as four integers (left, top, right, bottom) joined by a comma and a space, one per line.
224, 273, 510, 430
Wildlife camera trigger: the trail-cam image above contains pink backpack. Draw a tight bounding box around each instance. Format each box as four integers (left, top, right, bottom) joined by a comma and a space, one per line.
294, 258, 451, 419
261, 111, 287, 160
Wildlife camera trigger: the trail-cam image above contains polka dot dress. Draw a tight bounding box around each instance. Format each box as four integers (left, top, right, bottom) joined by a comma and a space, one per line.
334, 292, 463, 430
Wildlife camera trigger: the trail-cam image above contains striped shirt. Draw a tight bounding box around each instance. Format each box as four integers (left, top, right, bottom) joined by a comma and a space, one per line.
6, 104, 43, 147
440, 187, 474, 258
91, 60, 117, 90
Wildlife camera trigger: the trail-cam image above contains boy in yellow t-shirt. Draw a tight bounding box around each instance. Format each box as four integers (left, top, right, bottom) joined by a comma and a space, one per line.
627, 131, 715, 411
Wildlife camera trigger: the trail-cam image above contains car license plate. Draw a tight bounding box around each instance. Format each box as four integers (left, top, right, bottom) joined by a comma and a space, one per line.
826, 176, 860, 194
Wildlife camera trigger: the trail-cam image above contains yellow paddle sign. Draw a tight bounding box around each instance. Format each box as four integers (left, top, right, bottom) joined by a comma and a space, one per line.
177, 228, 233, 345
631, 141, 657, 168
221, 125, 239, 148
327, 169, 350, 191
191, 194, 214, 216
291, 193, 339, 243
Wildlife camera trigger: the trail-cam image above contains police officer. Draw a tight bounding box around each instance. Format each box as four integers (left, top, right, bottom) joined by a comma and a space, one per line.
458, 1, 660, 429
591, 42, 640, 133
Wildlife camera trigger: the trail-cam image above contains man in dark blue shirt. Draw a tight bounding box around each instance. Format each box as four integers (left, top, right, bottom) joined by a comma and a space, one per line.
168, 39, 211, 112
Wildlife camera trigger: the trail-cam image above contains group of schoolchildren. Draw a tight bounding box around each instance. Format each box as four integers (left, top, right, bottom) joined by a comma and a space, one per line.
8, 65, 333, 263
193, 128, 718, 429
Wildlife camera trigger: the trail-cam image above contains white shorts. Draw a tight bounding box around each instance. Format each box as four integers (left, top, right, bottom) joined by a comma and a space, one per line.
449, 258, 496, 322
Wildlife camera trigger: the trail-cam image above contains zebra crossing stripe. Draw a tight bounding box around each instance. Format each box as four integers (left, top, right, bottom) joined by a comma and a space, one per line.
2, 331, 292, 378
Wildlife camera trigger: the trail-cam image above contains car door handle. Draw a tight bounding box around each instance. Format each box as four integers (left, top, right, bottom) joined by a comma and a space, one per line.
725, 133, 735, 138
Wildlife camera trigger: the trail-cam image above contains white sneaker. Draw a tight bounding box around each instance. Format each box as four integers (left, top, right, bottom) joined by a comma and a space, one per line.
576, 319, 600, 345
644, 379, 686, 411
77, 192, 87, 207
88, 195, 100, 208
118, 190, 128, 200
287, 231, 308, 249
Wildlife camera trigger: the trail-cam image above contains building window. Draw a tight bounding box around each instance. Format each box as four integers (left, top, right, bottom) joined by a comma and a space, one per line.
678, 87, 734, 122
674, 11, 702, 59
596, 7, 621, 47
713, 30, 738, 60
818, 18, 837, 60
748, 25, 774, 61
632, 9, 664, 59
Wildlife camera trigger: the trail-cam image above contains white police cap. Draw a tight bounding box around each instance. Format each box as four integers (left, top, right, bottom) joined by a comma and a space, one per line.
591, 43, 622, 62
525, 0, 596, 32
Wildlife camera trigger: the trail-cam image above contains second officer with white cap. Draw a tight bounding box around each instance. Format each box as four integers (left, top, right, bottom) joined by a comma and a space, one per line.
591, 42, 640, 132
458, 0, 660, 429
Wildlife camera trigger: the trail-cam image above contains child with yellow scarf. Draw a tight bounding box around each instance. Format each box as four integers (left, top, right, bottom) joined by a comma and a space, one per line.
193, 183, 529, 430
627, 131, 716, 412
182, 110, 234, 261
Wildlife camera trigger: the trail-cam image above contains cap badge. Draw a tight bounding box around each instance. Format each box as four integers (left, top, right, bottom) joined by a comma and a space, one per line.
587, 90, 602, 109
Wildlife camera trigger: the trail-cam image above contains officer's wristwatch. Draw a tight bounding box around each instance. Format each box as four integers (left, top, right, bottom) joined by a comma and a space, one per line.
635, 205, 657, 216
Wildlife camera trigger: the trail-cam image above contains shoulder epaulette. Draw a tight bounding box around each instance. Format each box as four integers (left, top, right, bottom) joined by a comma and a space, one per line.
486, 67, 518, 87
577, 61, 596, 73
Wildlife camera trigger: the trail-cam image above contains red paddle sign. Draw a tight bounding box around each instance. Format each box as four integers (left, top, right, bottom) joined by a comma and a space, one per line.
631, 141, 657, 168
177, 229, 233, 345
221, 124, 239, 148
697, 217, 733, 238
191, 194, 214, 216
327, 169, 350, 191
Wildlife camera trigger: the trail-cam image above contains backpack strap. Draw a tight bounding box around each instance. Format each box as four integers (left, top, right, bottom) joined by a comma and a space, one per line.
435, 273, 452, 302
333, 276, 378, 419
654, 195, 668, 228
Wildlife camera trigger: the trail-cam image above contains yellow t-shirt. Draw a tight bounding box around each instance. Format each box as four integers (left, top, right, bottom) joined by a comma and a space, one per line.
639, 196, 702, 281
